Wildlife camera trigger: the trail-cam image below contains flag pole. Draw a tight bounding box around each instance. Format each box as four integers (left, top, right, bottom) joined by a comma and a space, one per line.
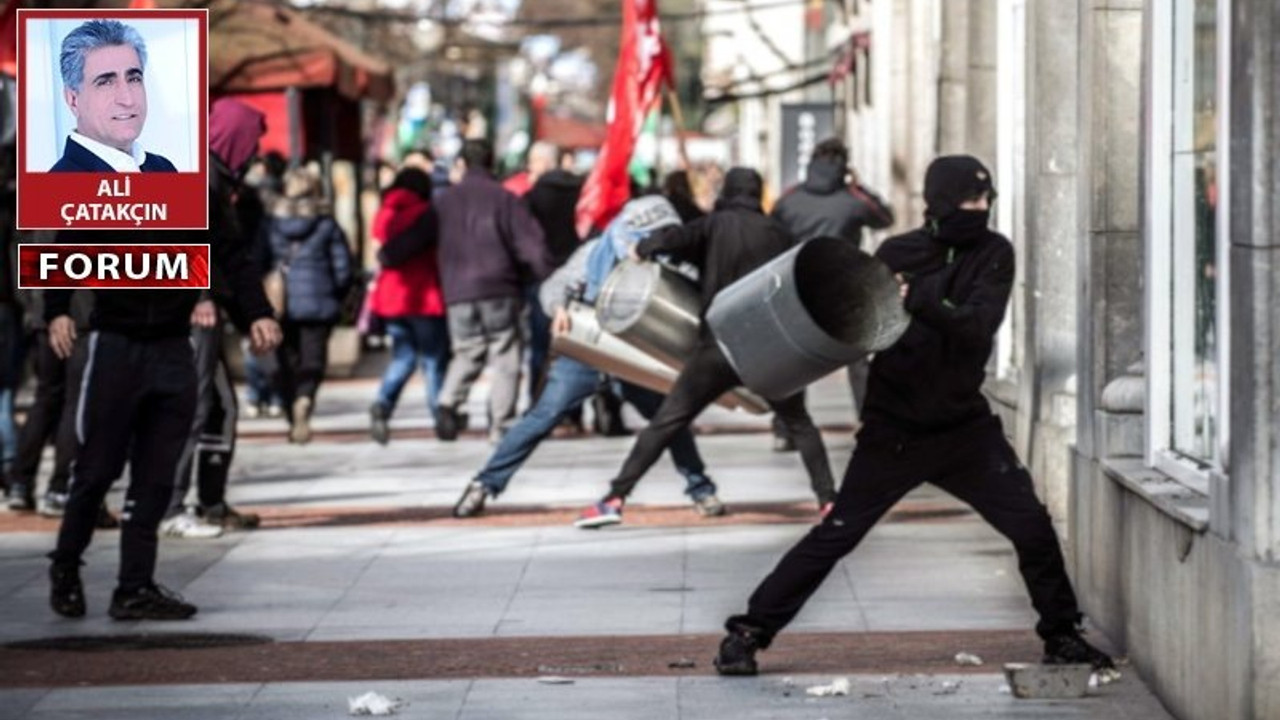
664, 86, 692, 170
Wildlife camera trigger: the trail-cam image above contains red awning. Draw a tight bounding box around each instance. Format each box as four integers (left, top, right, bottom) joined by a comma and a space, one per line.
207, 0, 393, 102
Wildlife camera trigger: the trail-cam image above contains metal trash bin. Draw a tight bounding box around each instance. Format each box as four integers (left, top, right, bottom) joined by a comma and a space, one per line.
553, 301, 769, 414
706, 237, 909, 401
595, 259, 702, 367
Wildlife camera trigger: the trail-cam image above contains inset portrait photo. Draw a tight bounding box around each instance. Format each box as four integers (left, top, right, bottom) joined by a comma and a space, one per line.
16, 9, 209, 230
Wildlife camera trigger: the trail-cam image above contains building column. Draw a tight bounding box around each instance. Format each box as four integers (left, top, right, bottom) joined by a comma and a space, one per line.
1227, 2, 1280, 713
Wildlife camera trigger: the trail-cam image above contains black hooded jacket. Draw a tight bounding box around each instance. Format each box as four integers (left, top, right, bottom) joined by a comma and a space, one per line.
524, 169, 583, 267
634, 169, 793, 339
862, 222, 1013, 435
770, 156, 894, 246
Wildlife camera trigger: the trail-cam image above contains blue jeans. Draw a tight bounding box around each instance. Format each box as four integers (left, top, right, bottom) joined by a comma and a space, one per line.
242, 340, 281, 407
376, 316, 451, 415
523, 282, 551, 402
475, 356, 716, 499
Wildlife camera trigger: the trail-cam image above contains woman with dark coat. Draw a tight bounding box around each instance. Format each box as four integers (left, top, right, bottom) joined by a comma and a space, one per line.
267, 169, 353, 443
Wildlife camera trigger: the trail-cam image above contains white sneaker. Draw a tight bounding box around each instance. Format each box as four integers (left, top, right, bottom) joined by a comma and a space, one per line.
160, 512, 224, 539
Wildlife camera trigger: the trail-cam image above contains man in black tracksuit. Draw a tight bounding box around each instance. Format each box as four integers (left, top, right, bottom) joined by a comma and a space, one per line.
44, 185, 282, 621
769, 138, 894, 451
713, 156, 1115, 675
574, 168, 837, 528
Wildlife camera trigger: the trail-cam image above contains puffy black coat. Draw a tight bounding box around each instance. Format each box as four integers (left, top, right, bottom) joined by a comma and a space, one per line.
771, 156, 894, 246
267, 206, 353, 323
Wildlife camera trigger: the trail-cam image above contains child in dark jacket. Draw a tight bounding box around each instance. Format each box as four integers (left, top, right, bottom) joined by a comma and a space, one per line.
267, 168, 353, 443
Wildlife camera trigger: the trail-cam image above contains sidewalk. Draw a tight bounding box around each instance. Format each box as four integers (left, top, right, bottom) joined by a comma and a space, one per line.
0, 374, 1176, 719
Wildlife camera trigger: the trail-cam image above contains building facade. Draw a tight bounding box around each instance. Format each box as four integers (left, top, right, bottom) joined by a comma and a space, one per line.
801, 1, 1280, 718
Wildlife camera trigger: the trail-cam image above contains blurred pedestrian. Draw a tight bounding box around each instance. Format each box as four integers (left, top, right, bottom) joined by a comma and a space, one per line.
522, 141, 581, 403
453, 197, 722, 519
380, 139, 553, 443
266, 168, 354, 444
162, 98, 277, 538
240, 151, 286, 418
662, 170, 705, 224
367, 167, 450, 445
769, 137, 894, 449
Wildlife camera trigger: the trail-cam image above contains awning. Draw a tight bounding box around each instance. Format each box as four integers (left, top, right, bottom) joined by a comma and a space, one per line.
207, 0, 393, 102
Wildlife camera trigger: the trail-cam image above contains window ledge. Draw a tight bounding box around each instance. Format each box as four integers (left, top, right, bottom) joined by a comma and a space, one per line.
1100, 458, 1209, 532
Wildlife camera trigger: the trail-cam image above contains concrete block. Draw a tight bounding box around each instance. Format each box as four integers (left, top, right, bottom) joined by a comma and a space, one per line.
1003, 663, 1092, 698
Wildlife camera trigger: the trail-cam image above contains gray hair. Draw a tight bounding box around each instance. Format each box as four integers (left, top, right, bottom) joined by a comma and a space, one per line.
59, 20, 148, 92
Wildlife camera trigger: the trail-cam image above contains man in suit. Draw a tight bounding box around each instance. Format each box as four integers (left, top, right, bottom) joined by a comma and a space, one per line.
49, 20, 175, 173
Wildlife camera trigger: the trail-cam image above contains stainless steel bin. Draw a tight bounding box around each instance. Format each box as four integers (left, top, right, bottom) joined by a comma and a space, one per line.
706, 237, 909, 400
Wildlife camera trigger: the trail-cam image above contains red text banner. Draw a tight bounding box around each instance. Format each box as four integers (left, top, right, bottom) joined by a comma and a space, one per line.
17, 244, 210, 289
18, 173, 208, 230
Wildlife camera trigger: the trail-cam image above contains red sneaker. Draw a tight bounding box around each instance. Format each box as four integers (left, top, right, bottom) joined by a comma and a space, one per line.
574, 497, 624, 528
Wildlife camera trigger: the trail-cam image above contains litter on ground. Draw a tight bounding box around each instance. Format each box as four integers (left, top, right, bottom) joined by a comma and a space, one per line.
347, 691, 403, 716
805, 678, 851, 697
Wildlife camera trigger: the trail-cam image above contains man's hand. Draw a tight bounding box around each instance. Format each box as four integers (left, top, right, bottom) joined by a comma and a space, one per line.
628, 244, 642, 262
895, 273, 909, 300
248, 318, 282, 355
190, 300, 217, 328
49, 316, 76, 359
552, 307, 572, 336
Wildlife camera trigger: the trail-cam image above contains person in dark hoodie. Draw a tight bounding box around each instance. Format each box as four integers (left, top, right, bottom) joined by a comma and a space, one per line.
266, 168, 353, 444
713, 156, 1116, 677
574, 168, 838, 528
769, 138, 894, 451
43, 102, 281, 622
521, 141, 581, 403
161, 98, 275, 539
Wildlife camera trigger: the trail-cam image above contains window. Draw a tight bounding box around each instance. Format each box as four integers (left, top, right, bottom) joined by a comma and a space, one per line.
1146, 0, 1229, 489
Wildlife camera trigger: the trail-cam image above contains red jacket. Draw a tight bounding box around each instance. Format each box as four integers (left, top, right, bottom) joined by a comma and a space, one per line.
370, 188, 444, 317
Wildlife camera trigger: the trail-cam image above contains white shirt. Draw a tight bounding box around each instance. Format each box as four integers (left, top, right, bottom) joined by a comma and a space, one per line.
68, 131, 148, 172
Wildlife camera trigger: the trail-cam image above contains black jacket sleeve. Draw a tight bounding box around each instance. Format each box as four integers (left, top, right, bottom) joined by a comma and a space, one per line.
850, 185, 895, 229
209, 187, 273, 331
903, 242, 1014, 347
42, 229, 83, 322
634, 217, 711, 264
378, 208, 438, 268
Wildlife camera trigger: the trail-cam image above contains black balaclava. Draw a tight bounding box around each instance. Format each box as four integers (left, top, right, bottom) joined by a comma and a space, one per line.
715, 167, 764, 211
923, 155, 995, 245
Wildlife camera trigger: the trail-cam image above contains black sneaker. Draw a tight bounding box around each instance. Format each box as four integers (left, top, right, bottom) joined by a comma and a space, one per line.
370, 403, 391, 445
50, 564, 86, 618
714, 626, 763, 676
434, 405, 460, 441
1043, 630, 1116, 671
771, 435, 796, 453
109, 583, 198, 621
203, 502, 260, 530
7, 482, 35, 511
453, 481, 490, 518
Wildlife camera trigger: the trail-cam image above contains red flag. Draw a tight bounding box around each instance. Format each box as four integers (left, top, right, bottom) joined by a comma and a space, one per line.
0, 0, 18, 77
575, 0, 673, 237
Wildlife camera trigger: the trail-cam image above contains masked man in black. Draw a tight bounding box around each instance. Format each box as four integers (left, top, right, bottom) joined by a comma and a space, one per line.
714, 155, 1116, 675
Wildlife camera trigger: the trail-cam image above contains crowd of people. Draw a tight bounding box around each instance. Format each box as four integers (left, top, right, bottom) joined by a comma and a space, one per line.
0, 16, 1118, 681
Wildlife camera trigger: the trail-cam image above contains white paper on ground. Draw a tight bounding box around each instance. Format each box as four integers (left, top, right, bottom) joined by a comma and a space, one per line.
348, 691, 404, 716
954, 652, 983, 666
805, 678, 851, 697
